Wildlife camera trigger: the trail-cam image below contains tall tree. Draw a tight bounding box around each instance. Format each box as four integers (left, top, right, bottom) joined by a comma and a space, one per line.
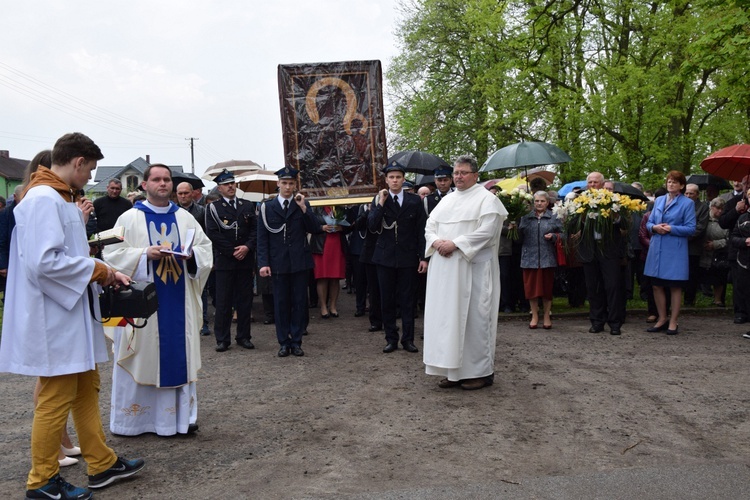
388, 0, 750, 187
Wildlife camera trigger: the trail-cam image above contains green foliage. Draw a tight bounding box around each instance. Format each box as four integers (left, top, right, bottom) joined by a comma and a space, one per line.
388, 0, 750, 190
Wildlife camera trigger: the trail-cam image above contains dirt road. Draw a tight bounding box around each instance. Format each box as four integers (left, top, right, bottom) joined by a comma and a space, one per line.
1, 294, 748, 499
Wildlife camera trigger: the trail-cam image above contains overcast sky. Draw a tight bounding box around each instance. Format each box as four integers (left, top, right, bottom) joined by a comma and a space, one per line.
1, 0, 402, 179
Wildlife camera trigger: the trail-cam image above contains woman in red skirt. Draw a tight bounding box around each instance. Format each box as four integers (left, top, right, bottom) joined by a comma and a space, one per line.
518, 191, 563, 329
311, 206, 350, 318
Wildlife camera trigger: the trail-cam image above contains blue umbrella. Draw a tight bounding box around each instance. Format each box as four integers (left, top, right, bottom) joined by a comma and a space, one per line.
558, 180, 588, 197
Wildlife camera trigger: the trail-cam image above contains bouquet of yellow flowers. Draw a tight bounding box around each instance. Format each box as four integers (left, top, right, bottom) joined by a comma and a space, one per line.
496, 188, 533, 240
553, 188, 646, 241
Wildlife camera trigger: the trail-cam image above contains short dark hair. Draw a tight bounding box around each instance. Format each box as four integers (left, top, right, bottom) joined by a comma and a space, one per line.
143, 163, 172, 181
23, 149, 52, 187
107, 179, 123, 187
51, 133, 103, 166
666, 170, 687, 194
454, 155, 478, 172
529, 177, 547, 192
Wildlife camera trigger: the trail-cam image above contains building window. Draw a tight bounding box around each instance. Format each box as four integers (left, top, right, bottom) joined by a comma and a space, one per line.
126, 175, 139, 193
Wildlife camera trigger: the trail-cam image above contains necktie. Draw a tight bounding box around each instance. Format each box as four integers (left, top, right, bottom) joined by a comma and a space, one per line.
283, 199, 289, 213
393, 195, 400, 209
229, 199, 236, 209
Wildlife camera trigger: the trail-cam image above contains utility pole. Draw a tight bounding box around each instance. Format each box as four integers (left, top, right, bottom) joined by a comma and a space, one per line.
185, 137, 199, 174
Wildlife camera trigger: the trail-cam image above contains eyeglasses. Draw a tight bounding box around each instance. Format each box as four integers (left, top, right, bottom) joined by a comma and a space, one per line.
452, 171, 477, 177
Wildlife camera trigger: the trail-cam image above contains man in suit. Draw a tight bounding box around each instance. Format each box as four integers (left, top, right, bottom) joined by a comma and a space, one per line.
356, 202, 383, 332
176, 181, 211, 336
573, 171, 627, 335
719, 174, 750, 323
257, 166, 321, 357
423, 165, 454, 215
205, 169, 257, 352
684, 183, 709, 306
368, 162, 428, 353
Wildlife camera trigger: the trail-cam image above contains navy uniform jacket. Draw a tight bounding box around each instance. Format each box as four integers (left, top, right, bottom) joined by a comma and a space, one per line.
423, 188, 453, 215
256, 197, 321, 274
367, 192, 426, 268
205, 197, 257, 271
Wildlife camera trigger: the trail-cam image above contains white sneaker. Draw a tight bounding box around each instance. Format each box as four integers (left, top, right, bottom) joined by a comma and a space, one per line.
742, 333, 750, 339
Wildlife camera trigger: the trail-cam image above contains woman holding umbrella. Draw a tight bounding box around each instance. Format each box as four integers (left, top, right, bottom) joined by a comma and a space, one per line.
644, 171, 696, 335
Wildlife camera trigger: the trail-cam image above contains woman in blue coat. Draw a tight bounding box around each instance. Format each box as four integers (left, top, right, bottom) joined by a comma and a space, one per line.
644, 170, 696, 334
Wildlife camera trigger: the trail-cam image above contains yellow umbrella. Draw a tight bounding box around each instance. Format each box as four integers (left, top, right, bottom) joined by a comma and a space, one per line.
495, 176, 527, 191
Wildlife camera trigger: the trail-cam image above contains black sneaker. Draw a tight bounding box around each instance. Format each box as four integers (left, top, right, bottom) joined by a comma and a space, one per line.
88, 457, 145, 489
26, 474, 92, 499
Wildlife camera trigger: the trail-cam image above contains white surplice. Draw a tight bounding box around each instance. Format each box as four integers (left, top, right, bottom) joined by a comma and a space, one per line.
103, 201, 212, 435
0, 185, 110, 376
422, 183, 507, 381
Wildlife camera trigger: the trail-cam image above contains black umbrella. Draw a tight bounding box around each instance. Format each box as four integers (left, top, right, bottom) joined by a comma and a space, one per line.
387, 150, 450, 175
414, 173, 435, 186
685, 174, 732, 191
172, 172, 205, 191
612, 181, 648, 201
479, 141, 572, 172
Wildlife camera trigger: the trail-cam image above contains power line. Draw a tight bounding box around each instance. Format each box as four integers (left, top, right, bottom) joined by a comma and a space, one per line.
0, 61, 188, 140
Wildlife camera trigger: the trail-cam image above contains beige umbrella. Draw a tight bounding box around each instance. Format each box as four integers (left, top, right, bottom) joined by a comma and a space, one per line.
235, 170, 278, 197
201, 160, 262, 181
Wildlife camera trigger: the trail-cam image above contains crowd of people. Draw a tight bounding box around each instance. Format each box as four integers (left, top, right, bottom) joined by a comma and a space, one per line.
0, 131, 745, 499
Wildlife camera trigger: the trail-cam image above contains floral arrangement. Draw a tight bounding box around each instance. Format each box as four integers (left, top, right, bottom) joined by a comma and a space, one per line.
553, 188, 646, 241
322, 206, 350, 227
496, 188, 534, 240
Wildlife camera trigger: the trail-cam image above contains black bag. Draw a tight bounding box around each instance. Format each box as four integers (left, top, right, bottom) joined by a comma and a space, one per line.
100, 281, 158, 319
710, 249, 731, 273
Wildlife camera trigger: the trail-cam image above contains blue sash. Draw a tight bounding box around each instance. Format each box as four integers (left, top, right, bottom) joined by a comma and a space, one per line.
133, 201, 188, 387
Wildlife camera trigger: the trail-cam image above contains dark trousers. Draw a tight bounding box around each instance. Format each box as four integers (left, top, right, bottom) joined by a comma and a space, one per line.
583, 256, 624, 329
499, 255, 512, 310
377, 265, 417, 344
684, 254, 702, 305
731, 262, 749, 320
353, 257, 368, 313
365, 263, 382, 327
214, 268, 253, 344
272, 270, 308, 347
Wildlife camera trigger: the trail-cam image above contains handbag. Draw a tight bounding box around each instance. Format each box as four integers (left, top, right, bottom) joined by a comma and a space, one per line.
89, 281, 158, 329
555, 237, 567, 266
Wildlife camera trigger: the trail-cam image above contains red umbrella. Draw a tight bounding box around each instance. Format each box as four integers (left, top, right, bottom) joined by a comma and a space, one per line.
700, 144, 750, 181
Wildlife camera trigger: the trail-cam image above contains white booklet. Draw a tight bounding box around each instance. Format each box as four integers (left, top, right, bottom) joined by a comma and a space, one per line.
159, 228, 195, 257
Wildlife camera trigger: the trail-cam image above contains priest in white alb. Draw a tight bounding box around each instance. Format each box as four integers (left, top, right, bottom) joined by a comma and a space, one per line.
423, 155, 507, 390
103, 164, 212, 435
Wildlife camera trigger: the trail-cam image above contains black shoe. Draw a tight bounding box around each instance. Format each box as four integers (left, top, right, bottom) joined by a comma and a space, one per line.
368, 324, 383, 332
610, 328, 621, 335
354, 310, 365, 317
734, 316, 748, 324
237, 339, 255, 349
588, 325, 604, 333
383, 343, 398, 353
200, 324, 211, 336
186, 423, 199, 434
26, 474, 92, 500
88, 457, 145, 489
215, 342, 230, 352
263, 318, 274, 325
292, 346, 304, 356
277, 345, 290, 357
646, 322, 668, 333
666, 327, 679, 335
303, 330, 308, 336
402, 341, 419, 353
